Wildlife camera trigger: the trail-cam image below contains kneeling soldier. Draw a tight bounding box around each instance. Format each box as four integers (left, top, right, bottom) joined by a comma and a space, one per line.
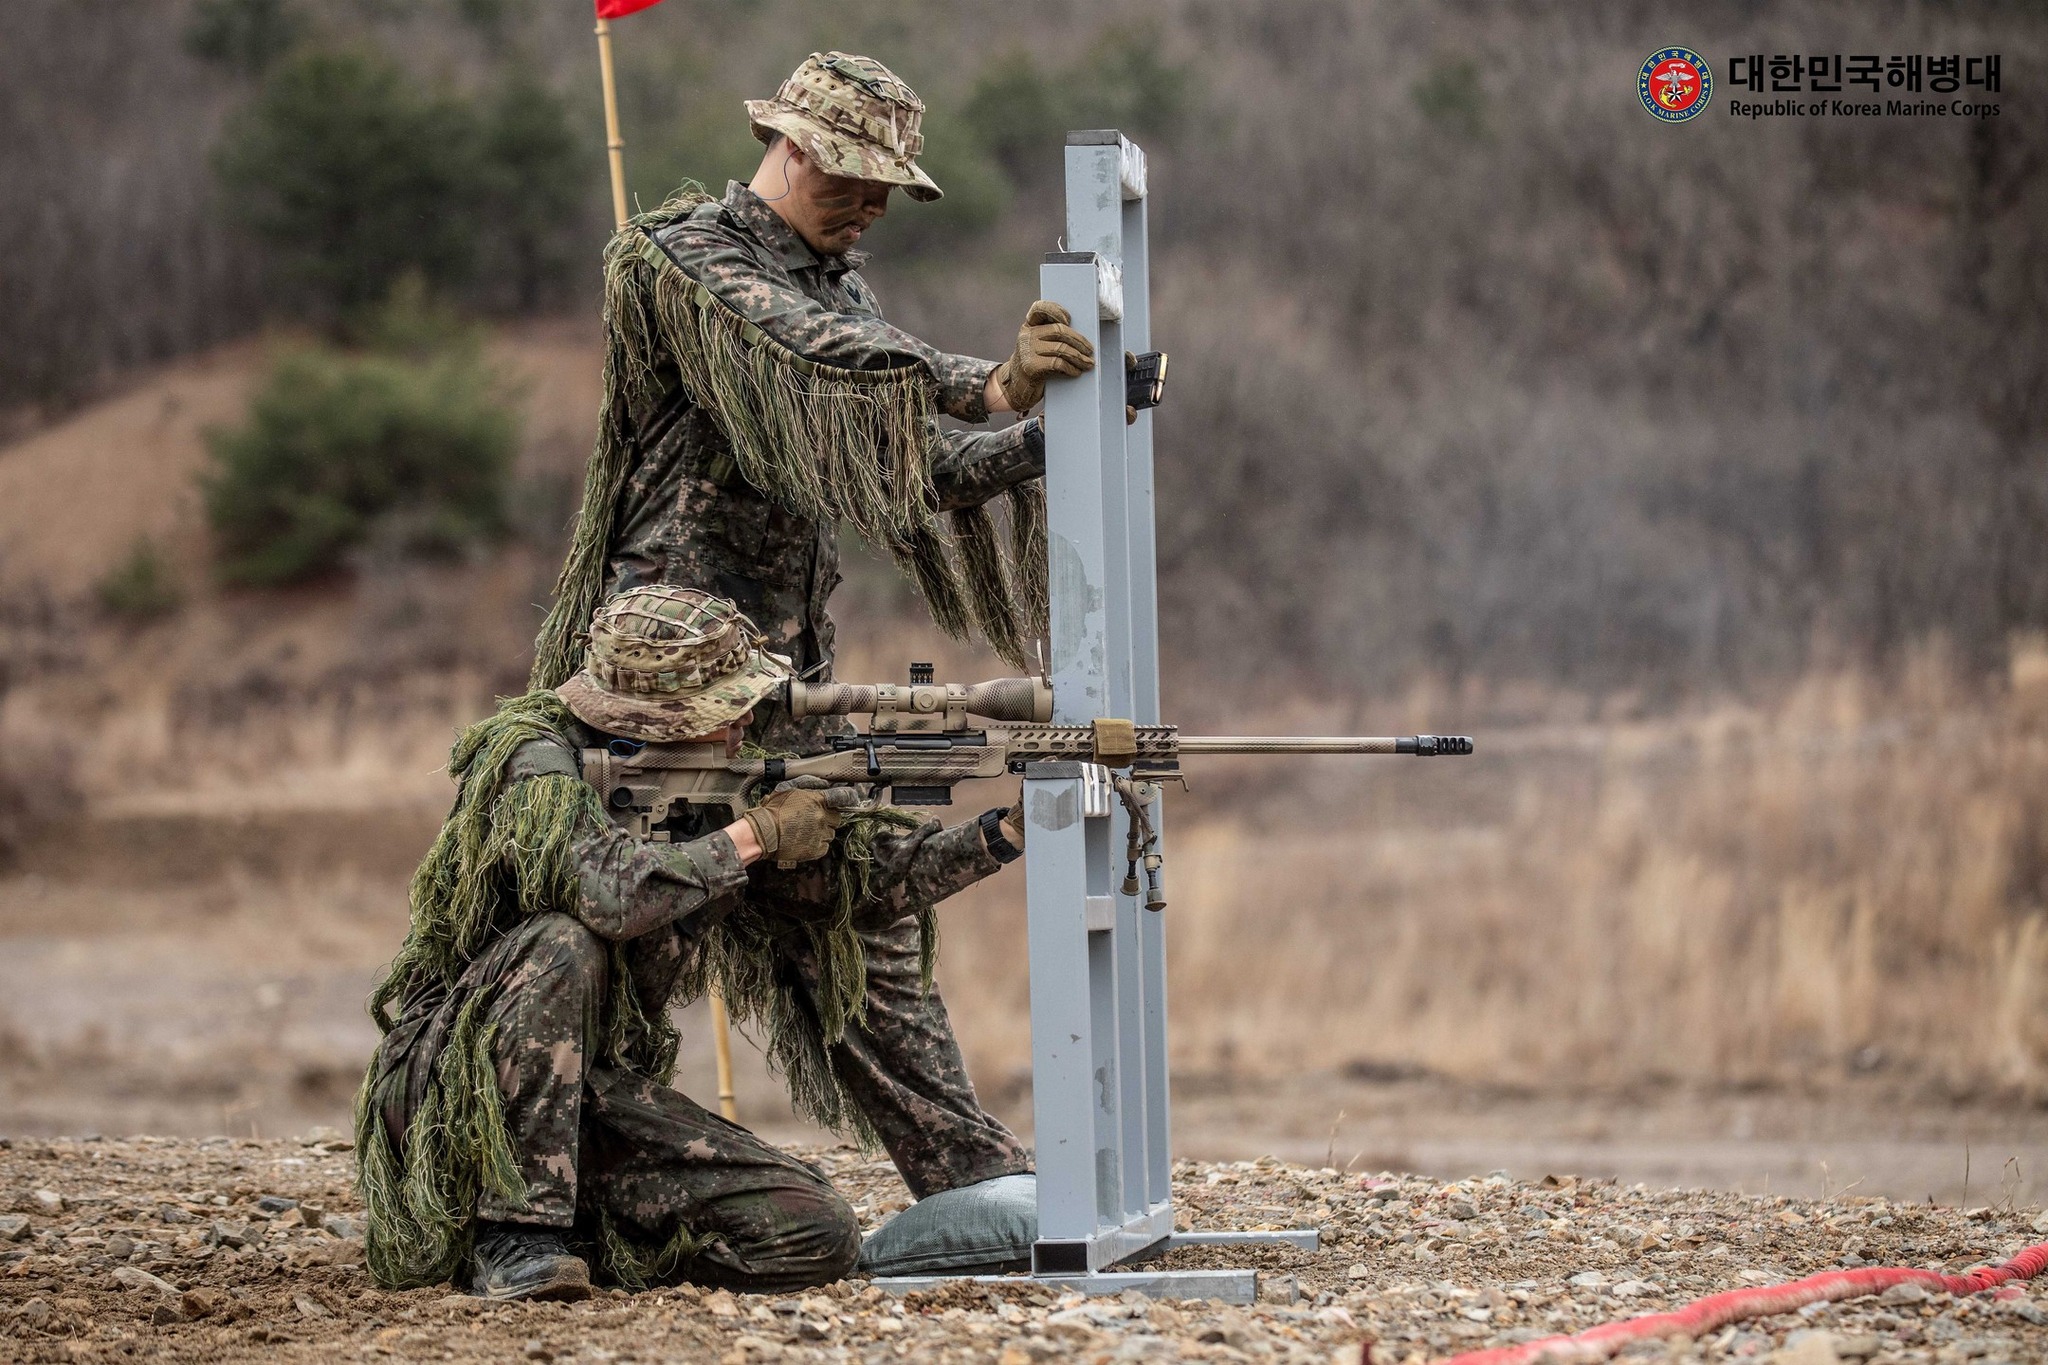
355, 586, 1023, 1298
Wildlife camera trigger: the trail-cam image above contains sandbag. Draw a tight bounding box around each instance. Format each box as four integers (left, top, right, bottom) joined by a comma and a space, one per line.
855, 1173, 1036, 1277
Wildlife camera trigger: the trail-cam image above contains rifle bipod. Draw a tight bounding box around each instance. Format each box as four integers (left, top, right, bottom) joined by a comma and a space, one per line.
1113, 776, 1167, 911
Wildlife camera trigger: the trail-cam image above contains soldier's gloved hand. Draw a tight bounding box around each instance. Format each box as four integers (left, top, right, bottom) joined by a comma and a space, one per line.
994, 300, 1095, 412
742, 780, 864, 865
979, 794, 1027, 863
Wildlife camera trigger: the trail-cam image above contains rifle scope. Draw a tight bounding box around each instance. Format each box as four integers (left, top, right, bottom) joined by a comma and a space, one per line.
786, 677, 1054, 724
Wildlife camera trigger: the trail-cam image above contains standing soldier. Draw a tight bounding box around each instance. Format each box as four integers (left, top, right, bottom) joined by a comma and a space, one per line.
530, 50, 1097, 731
524, 53, 1091, 1263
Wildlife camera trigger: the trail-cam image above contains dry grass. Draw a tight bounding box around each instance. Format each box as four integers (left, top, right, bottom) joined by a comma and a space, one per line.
12, 513, 2048, 1111
930, 640, 2048, 1100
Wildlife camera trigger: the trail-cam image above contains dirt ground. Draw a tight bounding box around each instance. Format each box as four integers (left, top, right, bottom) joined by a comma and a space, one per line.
6, 1133, 2048, 1364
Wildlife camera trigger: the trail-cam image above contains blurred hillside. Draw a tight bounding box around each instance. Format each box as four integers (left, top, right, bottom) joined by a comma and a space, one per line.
3, 0, 2044, 698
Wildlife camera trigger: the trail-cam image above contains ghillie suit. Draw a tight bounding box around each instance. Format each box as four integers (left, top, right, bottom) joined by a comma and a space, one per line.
529, 185, 1048, 693
352, 691, 981, 1290
354, 690, 647, 1289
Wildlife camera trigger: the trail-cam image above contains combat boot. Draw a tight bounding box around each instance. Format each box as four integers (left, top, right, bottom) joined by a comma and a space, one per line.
470, 1221, 594, 1301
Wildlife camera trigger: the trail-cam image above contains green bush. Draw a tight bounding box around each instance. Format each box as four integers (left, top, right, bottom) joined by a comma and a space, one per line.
203, 337, 516, 586
615, 45, 767, 214
184, 0, 304, 77
960, 58, 1069, 184
215, 48, 484, 315
475, 66, 589, 312
1413, 59, 1488, 140
352, 273, 476, 356
1078, 28, 1195, 140
96, 538, 183, 620
212, 45, 589, 320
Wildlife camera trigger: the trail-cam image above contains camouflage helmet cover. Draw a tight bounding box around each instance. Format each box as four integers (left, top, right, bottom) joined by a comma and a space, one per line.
556, 586, 791, 742
746, 51, 943, 203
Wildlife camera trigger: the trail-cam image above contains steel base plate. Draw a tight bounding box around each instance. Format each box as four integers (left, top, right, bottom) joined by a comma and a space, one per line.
870, 1267, 1260, 1304
868, 1226, 1319, 1304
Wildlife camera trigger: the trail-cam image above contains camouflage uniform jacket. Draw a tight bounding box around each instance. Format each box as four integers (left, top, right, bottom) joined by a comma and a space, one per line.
605, 182, 1044, 748
480, 721, 1004, 1021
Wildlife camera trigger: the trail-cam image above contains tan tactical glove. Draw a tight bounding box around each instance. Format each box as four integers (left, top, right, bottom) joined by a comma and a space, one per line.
742, 778, 864, 866
993, 300, 1095, 412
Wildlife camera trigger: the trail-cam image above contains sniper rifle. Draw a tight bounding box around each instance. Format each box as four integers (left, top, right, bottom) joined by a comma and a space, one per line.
581, 666, 1472, 908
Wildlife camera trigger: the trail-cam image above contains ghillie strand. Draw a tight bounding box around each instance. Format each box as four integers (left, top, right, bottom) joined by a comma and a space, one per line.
596, 1210, 714, 1291
683, 804, 933, 1147
356, 989, 524, 1289
530, 186, 1044, 689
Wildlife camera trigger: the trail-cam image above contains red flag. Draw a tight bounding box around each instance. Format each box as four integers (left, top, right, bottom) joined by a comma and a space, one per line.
595, 0, 664, 17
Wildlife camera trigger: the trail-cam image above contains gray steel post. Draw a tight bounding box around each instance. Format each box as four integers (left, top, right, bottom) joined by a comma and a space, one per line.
1030, 254, 1116, 1261
1033, 250, 1168, 1272
1038, 253, 1117, 726
874, 131, 1316, 1304
1066, 131, 1174, 1214
1022, 762, 1105, 1248
1064, 133, 1162, 723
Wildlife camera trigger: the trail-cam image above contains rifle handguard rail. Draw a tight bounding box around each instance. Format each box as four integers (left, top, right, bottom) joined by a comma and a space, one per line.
783, 677, 1474, 763
728, 722, 1474, 777
997, 727, 1475, 759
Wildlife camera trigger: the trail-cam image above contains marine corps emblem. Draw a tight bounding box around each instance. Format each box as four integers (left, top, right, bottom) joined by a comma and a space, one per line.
1640, 48, 1712, 121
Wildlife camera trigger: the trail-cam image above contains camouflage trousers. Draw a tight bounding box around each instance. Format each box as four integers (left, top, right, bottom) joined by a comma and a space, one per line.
375, 909, 1027, 1289
783, 908, 1029, 1200
740, 769, 1030, 1197
378, 913, 859, 1290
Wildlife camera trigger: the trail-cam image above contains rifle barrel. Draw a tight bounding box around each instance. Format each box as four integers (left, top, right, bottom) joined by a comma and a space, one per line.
1175, 735, 1474, 756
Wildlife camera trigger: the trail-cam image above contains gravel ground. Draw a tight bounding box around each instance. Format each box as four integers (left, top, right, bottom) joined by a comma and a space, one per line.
5, 1134, 2048, 1364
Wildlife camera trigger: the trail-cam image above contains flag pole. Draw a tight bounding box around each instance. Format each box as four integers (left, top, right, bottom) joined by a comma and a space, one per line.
594, 17, 631, 227
708, 995, 740, 1123
593, 10, 741, 1125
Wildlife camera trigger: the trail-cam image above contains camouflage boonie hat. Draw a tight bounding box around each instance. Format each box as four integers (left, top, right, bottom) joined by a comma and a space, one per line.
556, 587, 791, 743
746, 51, 942, 203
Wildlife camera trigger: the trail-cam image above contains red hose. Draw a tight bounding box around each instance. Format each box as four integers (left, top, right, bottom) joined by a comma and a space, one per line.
1434, 1240, 2048, 1365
